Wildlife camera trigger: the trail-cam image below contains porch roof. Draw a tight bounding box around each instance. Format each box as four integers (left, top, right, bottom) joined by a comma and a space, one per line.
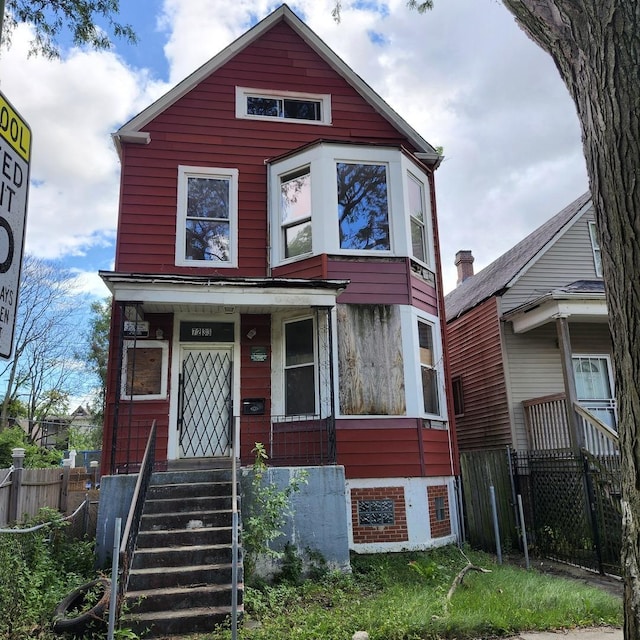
99, 271, 350, 313
503, 280, 607, 334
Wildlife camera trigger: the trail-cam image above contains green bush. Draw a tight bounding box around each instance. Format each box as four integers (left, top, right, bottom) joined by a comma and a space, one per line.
0, 427, 63, 468
0, 507, 96, 639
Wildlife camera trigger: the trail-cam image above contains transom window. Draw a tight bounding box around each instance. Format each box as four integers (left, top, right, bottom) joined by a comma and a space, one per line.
588, 221, 603, 277
176, 166, 238, 267
284, 318, 316, 415
337, 162, 390, 251
281, 168, 312, 258
418, 320, 440, 415
236, 87, 331, 125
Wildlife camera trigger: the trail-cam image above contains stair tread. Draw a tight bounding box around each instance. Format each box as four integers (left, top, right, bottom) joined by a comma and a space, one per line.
139, 526, 232, 535
142, 509, 233, 516
136, 542, 231, 552
129, 562, 233, 575
124, 605, 241, 621
126, 582, 243, 598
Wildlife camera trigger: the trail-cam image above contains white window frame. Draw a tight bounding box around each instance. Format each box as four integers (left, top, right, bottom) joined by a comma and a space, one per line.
588, 221, 603, 277
406, 171, 431, 266
236, 86, 332, 125
121, 340, 169, 401
400, 308, 446, 421
282, 316, 318, 417
280, 166, 313, 259
572, 353, 617, 428
175, 165, 238, 268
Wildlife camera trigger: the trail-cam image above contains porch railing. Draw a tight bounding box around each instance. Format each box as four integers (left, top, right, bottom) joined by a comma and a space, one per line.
523, 393, 619, 455
240, 414, 335, 466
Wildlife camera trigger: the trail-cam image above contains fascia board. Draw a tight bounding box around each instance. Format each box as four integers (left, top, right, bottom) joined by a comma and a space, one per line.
110, 282, 341, 308
509, 297, 608, 334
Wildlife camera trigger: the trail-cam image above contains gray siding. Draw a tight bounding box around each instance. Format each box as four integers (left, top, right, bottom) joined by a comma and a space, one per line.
503, 320, 612, 450
501, 207, 599, 314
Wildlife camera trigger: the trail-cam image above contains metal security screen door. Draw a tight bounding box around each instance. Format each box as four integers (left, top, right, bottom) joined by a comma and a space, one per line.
179, 348, 233, 458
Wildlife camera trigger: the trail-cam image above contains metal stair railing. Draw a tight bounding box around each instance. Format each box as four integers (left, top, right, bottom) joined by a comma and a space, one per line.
118, 421, 157, 603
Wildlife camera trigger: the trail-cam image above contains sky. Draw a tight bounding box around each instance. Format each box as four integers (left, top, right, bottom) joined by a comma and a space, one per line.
0, 0, 588, 296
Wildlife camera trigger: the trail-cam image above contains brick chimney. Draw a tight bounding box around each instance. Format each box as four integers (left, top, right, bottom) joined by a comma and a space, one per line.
455, 250, 474, 285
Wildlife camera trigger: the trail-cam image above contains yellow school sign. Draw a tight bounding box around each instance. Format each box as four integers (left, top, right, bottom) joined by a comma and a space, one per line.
0, 91, 31, 358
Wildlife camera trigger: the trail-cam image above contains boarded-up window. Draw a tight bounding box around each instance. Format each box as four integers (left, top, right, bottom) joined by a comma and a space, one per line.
337, 304, 405, 415
122, 340, 168, 400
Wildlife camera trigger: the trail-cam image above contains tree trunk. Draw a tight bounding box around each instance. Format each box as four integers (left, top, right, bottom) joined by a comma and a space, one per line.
501, 2, 640, 636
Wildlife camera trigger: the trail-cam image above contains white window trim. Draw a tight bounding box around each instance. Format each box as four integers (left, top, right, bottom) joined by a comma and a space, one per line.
280, 166, 313, 260
402, 307, 447, 421
121, 340, 169, 401
270, 144, 418, 266
282, 315, 318, 417
175, 165, 238, 268
588, 221, 603, 277
406, 170, 432, 268
235, 86, 332, 125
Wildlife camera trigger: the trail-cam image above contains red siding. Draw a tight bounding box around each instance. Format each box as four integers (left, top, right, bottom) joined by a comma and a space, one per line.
102, 311, 174, 474
329, 257, 410, 305
272, 254, 326, 279
336, 418, 455, 479
410, 271, 438, 315
116, 21, 412, 275
239, 314, 272, 461
446, 297, 511, 451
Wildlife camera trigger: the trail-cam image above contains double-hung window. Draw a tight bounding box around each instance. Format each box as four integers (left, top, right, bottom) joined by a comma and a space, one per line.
337, 162, 390, 251
408, 172, 428, 264
176, 166, 238, 267
418, 320, 440, 415
284, 318, 316, 415
281, 168, 312, 258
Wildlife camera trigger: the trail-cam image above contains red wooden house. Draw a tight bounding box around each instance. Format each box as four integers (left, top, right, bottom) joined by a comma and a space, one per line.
101, 4, 458, 554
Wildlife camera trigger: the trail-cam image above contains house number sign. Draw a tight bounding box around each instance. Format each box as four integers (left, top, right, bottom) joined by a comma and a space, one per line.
180, 321, 234, 342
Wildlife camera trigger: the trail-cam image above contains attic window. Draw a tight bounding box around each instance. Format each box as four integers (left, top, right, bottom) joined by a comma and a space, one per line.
236, 87, 331, 125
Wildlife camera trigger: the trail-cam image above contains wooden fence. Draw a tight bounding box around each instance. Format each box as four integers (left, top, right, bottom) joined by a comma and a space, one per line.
0, 456, 99, 527
459, 449, 517, 551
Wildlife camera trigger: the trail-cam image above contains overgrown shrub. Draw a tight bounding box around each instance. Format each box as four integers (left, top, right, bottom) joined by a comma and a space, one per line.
0, 507, 95, 639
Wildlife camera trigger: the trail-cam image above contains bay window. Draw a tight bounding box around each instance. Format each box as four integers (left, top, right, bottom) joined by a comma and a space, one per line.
281, 168, 312, 258
418, 320, 440, 415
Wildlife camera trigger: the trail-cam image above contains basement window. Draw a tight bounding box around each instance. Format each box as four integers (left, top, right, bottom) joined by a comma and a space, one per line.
358, 499, 395, 526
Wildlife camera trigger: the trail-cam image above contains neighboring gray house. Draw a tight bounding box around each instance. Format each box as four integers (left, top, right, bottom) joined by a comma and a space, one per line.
445, 192, 617, 454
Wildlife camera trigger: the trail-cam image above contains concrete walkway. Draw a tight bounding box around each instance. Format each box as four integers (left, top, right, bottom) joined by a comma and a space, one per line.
514, 628, 622, 639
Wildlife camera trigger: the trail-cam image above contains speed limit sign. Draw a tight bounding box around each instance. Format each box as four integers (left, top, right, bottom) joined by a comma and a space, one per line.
0, 91, 31, 359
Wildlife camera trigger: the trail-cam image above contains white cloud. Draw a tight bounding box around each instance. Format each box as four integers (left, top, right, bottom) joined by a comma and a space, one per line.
0, 0, 588, 298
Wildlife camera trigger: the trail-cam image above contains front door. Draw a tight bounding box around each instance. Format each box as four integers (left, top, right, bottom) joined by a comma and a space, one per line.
179, 347, 233, 458
572, 354, 617, 430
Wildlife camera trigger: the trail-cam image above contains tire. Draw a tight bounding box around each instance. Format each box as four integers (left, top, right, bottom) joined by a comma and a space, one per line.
52, 577, 111, 636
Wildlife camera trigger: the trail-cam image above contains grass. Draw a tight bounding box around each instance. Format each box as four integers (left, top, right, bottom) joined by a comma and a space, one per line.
201, 546, 622, 640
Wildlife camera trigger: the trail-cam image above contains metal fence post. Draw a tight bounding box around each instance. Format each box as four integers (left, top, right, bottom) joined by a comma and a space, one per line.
8, 447, 25, 523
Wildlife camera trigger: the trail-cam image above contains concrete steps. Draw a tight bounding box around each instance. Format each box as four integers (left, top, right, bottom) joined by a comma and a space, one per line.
122, 467, 242, 638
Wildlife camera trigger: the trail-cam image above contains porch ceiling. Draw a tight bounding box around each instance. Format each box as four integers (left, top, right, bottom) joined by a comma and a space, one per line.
505, 293, 608, 334
99, 271, 349, 314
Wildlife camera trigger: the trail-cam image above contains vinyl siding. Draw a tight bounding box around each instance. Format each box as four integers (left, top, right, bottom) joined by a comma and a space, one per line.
502, 207, 600, 313
329, 258, 410, 304
446, 297, 511, 451
116, 21, 411, 276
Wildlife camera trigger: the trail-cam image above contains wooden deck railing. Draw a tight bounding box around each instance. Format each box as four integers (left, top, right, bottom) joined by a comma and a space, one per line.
523, 393, 619, 455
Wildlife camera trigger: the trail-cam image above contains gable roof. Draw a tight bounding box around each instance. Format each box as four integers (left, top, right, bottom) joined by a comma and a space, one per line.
114, 4, 441, 165
445, 191, 592, 322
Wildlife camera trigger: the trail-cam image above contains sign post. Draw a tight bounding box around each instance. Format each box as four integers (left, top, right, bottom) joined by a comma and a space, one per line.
0, 91, 31, 359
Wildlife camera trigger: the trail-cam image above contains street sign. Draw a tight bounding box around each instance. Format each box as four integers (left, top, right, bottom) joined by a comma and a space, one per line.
0, 91, 31, 359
